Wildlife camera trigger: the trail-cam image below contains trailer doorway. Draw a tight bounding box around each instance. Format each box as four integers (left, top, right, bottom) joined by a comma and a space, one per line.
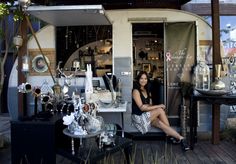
132, 22, 196, 125
132, 22, 165, 105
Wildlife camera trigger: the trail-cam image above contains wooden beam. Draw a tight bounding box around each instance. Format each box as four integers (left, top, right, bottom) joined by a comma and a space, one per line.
211, 0, 221, 74
17, 17, 27, 120
211, 0, 221, 145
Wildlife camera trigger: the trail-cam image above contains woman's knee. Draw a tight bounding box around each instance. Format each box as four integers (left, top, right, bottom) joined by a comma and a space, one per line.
150, 108, 165, 119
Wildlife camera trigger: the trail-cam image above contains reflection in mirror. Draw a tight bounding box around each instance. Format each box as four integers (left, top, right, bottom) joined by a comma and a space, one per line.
56, 25, 112, 77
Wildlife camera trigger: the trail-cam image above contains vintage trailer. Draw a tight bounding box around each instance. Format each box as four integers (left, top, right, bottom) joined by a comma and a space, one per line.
8, 7, 229, 134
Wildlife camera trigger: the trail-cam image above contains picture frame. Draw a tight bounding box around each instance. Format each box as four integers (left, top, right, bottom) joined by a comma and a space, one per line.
142, 63, 151, 73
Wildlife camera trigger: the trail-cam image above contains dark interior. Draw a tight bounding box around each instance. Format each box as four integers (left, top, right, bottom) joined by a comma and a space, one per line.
132, 23, 164, 38
56, 25, 112, 68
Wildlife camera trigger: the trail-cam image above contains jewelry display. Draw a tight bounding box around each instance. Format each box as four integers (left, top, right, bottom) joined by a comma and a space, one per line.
62, 99, 104, 153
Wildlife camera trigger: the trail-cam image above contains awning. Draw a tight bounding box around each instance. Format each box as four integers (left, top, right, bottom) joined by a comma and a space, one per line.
26, 5, 111, 26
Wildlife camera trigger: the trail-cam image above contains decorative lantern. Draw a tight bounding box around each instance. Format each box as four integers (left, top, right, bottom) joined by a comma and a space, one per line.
194, 61, 210, 90
22, 55, 29, 73
13, 35, 23, 50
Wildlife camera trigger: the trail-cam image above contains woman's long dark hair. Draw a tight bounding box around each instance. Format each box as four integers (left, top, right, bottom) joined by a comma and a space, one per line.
134, 71, 150, 94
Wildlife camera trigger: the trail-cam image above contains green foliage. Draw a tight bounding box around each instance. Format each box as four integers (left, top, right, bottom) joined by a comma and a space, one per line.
141, 149, 146, 163
221, 128, 236, 143
129, 144, 136, 164
0, 3, 10, 18
13, 8, 24, 21
0, 2, 24, 21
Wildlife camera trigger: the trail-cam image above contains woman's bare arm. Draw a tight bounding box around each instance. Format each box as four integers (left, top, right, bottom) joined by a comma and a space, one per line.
132, 89, 165, 112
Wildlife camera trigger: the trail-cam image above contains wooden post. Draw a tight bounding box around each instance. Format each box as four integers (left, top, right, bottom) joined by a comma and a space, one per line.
211, 0, 221, 144
211, 0, 222, 73
212, 104, 220, 144
17, 17, 27, 119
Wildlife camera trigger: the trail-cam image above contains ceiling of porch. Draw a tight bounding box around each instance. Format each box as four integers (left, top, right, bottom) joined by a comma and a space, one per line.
3, 0, 191, 10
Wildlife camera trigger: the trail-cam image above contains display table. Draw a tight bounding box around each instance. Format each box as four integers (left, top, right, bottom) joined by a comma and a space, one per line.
10, 102, 128, 163
189, 93, 236, 149
11, 114, 64, 164
97, 101, 127, 137
63, 128, 103, 155
57, 135, 133, 164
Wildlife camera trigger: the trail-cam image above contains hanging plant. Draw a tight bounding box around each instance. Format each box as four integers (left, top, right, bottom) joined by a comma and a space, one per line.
0, 3, 10, 17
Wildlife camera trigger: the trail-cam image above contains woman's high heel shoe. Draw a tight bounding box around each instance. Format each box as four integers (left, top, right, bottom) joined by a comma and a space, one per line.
180, 139, 190, 151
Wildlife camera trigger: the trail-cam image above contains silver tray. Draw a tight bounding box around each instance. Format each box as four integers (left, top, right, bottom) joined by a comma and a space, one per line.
63, 128, 103, 138
195, 89, 230, 96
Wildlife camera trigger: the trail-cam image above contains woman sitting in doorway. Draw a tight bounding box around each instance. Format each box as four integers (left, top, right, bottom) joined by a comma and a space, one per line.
131, 71, 189, 151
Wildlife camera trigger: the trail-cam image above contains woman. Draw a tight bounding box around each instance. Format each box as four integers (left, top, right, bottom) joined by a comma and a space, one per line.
131, 71, 189, 151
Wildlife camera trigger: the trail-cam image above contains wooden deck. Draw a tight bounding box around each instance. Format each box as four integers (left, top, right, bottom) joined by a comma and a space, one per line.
1, 114, 236, 164
0, 137, 235, 164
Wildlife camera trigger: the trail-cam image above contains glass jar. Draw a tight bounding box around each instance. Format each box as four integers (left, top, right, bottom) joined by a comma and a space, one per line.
72, 59, 80, 71
194, 61, 210, 90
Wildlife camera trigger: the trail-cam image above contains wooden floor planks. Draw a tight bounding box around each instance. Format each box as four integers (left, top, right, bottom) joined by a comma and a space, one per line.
0, 138, 236, 164
0, 114, 235, 164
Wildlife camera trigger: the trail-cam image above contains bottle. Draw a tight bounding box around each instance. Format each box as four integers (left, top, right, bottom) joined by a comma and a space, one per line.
194, 61, 210, 90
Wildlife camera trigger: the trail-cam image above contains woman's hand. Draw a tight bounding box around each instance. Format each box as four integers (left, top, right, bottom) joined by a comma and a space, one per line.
158, 104, 166, 109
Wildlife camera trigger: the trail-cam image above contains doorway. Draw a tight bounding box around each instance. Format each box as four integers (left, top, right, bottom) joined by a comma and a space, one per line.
132, 22, 196, 125
132, 23, 165, 105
